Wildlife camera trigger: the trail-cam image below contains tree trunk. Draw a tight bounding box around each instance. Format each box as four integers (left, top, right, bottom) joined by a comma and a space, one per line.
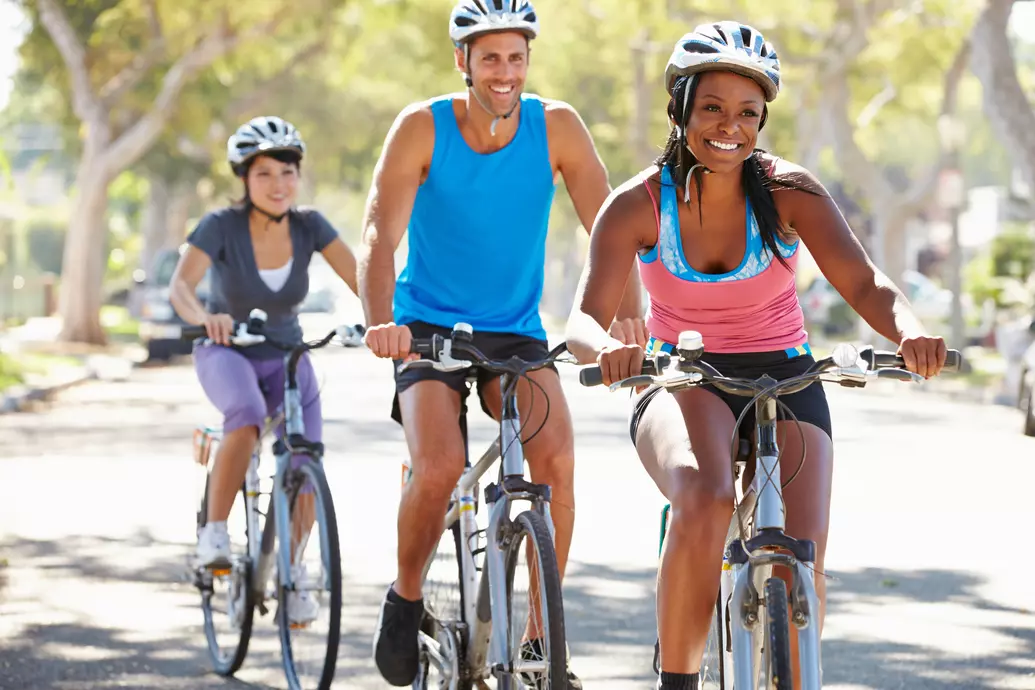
166, 179, 196, 249
970, 0, 1035, 206
57, 139, 114, 344
140, 171, 171, 277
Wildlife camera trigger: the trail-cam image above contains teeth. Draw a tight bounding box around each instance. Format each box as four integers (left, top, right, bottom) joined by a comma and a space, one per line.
708, 140, 739, 151
490, 85, 513, 94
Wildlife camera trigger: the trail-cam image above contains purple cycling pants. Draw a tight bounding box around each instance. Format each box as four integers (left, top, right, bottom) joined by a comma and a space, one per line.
193, 344, 322, 447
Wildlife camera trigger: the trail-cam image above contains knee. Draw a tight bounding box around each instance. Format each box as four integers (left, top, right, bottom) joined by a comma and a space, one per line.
224, 398, 267, 435
669, 477, 735, 533
408, 447, 465, 501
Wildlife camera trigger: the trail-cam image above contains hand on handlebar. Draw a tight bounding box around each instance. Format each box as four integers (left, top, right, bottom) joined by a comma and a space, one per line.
596, 341, 646, 387
898, 334, 948, 379
203, 313, 234, 346
363, 323, 416, 361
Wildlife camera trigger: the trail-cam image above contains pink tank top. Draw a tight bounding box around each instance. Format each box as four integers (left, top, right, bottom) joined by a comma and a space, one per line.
638, 165, 809, 355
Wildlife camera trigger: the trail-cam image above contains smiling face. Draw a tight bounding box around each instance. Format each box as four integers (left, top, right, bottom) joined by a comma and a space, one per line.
456, 31, 529, 117
683, 70, 766, 174
245, 153, 299, 216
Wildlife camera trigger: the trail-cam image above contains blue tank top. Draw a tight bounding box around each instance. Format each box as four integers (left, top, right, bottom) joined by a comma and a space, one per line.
393, 94, 556, 340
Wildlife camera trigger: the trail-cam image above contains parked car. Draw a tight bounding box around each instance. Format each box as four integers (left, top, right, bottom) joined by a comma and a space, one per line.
799, 271, 991, 343
135, 245, 210, 362
135, 248, 358, 362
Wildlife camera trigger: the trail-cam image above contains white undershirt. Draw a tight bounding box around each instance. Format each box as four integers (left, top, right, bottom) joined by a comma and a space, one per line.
258, 257, 293, 292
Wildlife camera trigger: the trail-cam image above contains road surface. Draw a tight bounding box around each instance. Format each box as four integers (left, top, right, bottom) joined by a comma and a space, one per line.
0, 348, 1032, 689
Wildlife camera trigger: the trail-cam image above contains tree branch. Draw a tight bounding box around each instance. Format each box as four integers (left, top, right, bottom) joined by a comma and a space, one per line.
35, 0, 100, 123
103, 9, 294, 176
225, 34, 331, 122
896, 38, 972, 214
98, 42, 167, 106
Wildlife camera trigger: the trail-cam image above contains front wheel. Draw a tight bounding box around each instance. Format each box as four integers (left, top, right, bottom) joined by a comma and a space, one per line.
763, 577, 792, 690
498, 510, 567, 690
276, 462, 342, 690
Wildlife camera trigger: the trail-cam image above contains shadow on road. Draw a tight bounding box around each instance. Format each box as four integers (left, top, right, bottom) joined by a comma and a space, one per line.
1, 532, 1031, 689
558, 561, 1034, 689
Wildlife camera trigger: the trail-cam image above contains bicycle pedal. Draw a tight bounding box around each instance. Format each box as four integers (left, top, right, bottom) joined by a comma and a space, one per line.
211, 568, 232, 577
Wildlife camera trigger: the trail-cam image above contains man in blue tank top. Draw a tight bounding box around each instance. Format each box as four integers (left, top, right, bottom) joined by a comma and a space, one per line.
360, 1, 643, 686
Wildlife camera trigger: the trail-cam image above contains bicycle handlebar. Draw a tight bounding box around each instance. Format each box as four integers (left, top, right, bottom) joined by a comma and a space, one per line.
398, 322, 571, 377
578, 331, 963, 397
179, 308, 366, 353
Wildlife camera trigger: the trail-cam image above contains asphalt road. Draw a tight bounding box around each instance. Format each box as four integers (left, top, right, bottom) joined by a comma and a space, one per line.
0, 347, 1032, 689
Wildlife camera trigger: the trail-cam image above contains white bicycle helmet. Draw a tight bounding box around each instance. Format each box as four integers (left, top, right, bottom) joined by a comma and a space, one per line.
449, 0, 539, 46
227, 116, 306, 176
665, 21, 781, 102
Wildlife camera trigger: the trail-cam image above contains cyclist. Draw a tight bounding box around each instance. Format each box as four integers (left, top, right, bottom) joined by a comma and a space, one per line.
564, 22, 948, 690
169, 115, 359, 624
360, 0, 643, 686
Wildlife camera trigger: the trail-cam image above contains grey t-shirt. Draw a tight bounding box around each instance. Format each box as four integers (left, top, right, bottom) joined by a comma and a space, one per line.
187, 206, 339, 360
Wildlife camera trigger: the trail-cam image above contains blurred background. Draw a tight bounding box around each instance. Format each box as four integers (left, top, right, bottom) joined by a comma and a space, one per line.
0, 0, 1034, 411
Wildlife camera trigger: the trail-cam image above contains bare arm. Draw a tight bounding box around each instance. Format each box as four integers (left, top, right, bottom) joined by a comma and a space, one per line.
775, 163, 926, 343
321, 238, 359, 297
565, 178, 654, 364
169, 246, 213, 326
548, 102, 644, 322
358, 104, 434, 327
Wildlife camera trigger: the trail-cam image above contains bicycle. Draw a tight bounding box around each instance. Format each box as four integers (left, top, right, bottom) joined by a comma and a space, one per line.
183, 308, 364, 690
579, 330, 962, 689
398, 321, 575, 690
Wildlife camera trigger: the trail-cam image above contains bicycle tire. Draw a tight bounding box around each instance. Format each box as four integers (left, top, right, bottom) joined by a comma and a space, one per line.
277, 462, 342, 690
498, 510, 566, 690
198, 476, 256, 676
763, 577, 792, 690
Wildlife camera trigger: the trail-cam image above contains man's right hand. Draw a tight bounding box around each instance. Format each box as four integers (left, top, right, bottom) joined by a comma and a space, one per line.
364, 323, 414, 360
596, 341, 645, 387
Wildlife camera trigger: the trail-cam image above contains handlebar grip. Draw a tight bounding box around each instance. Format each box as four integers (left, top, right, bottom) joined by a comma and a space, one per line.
411, 338, 435, 356
579, 358, 664, 387
870, 348, 963, 373
180, 325, 207, 341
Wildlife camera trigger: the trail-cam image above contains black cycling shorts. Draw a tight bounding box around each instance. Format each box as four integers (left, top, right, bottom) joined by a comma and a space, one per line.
391, 320, 555, 425
629, 347, 832, 444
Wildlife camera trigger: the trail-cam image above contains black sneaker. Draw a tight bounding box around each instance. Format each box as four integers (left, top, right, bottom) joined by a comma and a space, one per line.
519, 638, 582, 689
373, 585, 425, 686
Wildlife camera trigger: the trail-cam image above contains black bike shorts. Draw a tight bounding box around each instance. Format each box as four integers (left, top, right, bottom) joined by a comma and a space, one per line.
629, 342, 832, 444
390, 320, 555, 425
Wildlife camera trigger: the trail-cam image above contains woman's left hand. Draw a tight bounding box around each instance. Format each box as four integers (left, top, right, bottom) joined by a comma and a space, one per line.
898, 334, 948, 379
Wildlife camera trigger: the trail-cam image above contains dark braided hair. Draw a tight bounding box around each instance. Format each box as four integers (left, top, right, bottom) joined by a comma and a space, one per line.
655, 75, 821, 272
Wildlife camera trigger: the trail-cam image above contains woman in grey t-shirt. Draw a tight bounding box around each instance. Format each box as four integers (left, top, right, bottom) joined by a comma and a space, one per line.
169, 116, 358, 624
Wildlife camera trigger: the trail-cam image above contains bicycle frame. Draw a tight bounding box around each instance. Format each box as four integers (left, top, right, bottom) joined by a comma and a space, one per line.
718, 382, 822, 690
237, 352, 333, 613
418, 369, 555, 683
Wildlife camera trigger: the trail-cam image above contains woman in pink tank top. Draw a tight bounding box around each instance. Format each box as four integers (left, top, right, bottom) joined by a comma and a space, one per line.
565, 21, 949, 690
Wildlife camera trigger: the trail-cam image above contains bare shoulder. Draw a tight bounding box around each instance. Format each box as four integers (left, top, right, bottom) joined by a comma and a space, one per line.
594, 166, 660, 244
541, 97, 589, 134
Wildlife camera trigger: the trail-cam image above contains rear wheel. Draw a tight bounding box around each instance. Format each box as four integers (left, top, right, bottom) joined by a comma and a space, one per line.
198, 473, 255, 676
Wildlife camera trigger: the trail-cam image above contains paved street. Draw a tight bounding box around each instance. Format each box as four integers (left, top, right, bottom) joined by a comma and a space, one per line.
0, 347, 1033, 689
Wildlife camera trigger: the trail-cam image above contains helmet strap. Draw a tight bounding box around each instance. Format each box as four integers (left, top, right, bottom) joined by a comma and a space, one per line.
246, 198, 288, 225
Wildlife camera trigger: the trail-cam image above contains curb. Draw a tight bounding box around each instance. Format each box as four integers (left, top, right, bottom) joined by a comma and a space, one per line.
0, 370, 95, 414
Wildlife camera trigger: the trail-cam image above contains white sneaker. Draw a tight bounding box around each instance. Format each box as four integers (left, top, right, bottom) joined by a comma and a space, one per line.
287, 564, 320, 625
196, 521, 231, 568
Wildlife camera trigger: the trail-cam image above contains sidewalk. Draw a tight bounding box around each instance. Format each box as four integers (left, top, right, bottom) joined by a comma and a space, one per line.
0, 317, 143, 414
